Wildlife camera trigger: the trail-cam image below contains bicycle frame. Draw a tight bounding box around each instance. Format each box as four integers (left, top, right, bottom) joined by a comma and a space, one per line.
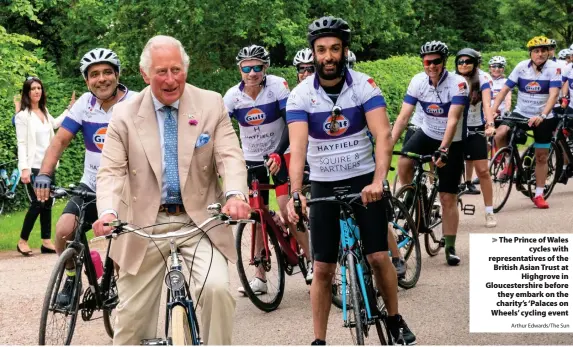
247, 169, 303, 269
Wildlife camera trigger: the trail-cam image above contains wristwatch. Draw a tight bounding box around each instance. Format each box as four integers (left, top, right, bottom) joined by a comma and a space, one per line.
438, 146, 449, 153
486, 122, 495, 128
226, 193, 247, 203
540, 114, 547, 119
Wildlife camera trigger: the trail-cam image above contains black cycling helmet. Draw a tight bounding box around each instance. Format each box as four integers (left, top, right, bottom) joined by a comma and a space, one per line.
307, 16, 351, 48
420, 40, 449, 58
236, 45, 271, 66
455, 48, 480, 62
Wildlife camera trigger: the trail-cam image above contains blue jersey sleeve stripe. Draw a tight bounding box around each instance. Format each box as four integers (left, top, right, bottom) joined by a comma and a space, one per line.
286, 110, 308, 123
363, 95, 386, 113
480, 82, 491, 90
563, 76, 568, 83
279, 98, 288, 110
505, 79, 517, 88
61, 117, 81, 134
452, 95, 468, 105
550, 81, 562, 88
404, 94, 418, 105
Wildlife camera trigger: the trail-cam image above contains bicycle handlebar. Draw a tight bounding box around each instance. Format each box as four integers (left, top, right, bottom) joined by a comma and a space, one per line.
90, 203, 255, 243
50, 185, 97, 199
392, 151, 434, 164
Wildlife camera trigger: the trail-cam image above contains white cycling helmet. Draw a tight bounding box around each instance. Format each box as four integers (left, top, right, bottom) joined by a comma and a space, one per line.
558, 49, 571, 59
80, 48, 121, 79
488, 55, 507, 67
347, 50, 356, 68
293, 48, 313, 66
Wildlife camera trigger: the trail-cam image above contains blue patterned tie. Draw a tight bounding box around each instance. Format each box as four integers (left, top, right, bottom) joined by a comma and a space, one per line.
163, 106, 182, 204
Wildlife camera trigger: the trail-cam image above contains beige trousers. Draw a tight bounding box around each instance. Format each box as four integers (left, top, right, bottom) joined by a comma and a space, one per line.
113, 212, 236, 345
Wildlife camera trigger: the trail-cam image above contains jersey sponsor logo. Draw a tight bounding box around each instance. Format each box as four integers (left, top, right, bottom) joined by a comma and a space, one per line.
525, 81, 542, 93
93, 127, 107, 151
283, 80, 289, 90
425, 104, 445, 115
458, 82, 467, 92
557, 68, 561, 75
245, 108, 266, 126
323, 114, 349, 136
367, 78, 377, 89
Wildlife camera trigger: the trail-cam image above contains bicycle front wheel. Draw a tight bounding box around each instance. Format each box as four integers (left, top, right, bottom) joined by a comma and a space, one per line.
171, 305, 193, 345
390, 196, 421, 290
346, 255, 365, 345
526, 141, 561, 201
101, 256, 119, 339
39, 247, 82, 345
235, 222, 286, 312
489, 147, 514, 213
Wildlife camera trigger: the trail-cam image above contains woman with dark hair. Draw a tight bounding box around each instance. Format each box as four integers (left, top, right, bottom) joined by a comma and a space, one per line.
455, 49, 497, 228
14, 76, 72, 256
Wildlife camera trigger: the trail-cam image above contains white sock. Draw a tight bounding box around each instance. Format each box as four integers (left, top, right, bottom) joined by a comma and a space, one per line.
564, 165, 568, 170
485, 206, 494, 214
535, 187, 544, 197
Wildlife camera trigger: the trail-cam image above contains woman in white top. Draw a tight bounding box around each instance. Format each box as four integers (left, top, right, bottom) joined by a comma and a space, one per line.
14, 77, 71, 256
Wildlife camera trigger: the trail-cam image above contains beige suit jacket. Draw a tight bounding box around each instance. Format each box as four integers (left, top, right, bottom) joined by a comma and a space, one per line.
96, 83, 248, 276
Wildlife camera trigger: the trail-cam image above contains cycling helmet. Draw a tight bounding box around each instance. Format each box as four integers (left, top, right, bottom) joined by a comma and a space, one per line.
347, 50, 356, 68
80, 48, 121, 79
236, 45, 270, 66
558, 49, 570, 60
526, 36, 552, 50
550, 39, 557, 48
419, 40, 449, 58
307, 16, 351, 48
488, 56, 507, 66
293, 48, 314, 66
455, 48, 480, 62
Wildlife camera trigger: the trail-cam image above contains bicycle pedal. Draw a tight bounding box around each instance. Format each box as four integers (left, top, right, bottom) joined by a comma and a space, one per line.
439, 237, 446, 247
5, 192, 15, 199
463, 204, 475, 215
140, 338, 169, 345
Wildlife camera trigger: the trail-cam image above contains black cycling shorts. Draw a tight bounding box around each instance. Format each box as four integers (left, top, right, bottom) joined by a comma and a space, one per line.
401, 129, 464, 194
501, 112, 558, 146
403, 126, 418, 146
309, 172, 389, 264
464, 125, 488, 161
61, 183, 98, 229
246, 160, 270, 205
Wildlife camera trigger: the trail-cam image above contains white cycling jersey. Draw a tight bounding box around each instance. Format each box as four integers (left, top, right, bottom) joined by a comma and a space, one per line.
552, 57, 571, 106
505, 59, 562, 119
286, 69, 385, 182
564, 68, 573, 111
491, 76, 508, 113
60, 84, 137, 191
223, 75, 290, 162
403, 71, 469, 141
464, 69, 493, 127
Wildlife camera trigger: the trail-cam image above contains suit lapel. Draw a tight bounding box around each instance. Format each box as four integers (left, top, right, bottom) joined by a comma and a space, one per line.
177, 84, 203, 190
134, 88, 162, 190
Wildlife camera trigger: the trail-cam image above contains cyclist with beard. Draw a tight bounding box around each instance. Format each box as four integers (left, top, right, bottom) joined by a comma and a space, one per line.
33, 48, 137, 305
224, 45, 314, 293
391, 40, 469, 266
286, 16, 416, 345
491, 36, 562, 209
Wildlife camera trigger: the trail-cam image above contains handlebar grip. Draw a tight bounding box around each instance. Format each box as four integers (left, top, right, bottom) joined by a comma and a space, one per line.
292, 192, 307, 233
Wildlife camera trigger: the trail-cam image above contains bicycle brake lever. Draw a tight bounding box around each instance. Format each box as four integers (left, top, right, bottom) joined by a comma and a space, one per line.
292, 192, 307, 232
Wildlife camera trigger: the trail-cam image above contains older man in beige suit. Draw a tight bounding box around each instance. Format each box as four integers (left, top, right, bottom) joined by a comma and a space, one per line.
92, 35, 250, 345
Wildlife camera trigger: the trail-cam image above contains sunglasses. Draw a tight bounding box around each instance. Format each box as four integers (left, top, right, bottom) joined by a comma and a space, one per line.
297, 66, 315, 74
423, 58, 443, 67
329, 106, 342, 134
241, 65, 264, 73
490, 64, 504, 69
457, 59, 474, 66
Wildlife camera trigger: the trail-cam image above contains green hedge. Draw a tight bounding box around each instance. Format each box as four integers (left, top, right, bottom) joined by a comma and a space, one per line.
0, 50, 529, 213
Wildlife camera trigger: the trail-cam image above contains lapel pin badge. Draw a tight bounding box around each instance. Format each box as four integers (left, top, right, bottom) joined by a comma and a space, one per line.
186, 114, 198, 126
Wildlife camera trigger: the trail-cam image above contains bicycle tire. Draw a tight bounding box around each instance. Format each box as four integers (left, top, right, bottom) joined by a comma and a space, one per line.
346, 255, 365, 345
519, 144, 535, 198
390, 196, 421, 290
526, 141, 561, 201
331, 257, 348, 310
489, 147, 514, 213
39, 247, 82, 345
171, 305, 193, 345
101, 256, 118, 339
235, 222, 286, 312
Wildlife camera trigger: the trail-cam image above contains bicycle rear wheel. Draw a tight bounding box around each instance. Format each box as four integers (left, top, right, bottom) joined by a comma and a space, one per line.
39, 247, 83, 345
389, 197, 421, 290
345, 255, 365, 345
526, 141, 561, 200
171, 305, 192, 345
236, 222, 285, 312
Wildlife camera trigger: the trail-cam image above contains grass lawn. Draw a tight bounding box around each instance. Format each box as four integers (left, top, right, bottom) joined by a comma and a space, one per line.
0, 144, 401, 251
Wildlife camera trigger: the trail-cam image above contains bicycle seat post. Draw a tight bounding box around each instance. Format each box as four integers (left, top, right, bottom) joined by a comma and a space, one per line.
169, 239, 181, 270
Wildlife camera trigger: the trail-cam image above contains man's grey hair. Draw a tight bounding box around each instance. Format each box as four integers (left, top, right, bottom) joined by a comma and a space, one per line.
140, 35, 190, 75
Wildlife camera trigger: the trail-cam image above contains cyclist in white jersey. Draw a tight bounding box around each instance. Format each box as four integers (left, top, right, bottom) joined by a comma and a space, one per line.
33, 48, 137, 305
347, 50, 356, 69
224, 45, 314, 293
489, 56, 512, 116
391, 40, 469, 266
455, 48, 497, 227
491, 36, 562, 209
286, 16, 416, 345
